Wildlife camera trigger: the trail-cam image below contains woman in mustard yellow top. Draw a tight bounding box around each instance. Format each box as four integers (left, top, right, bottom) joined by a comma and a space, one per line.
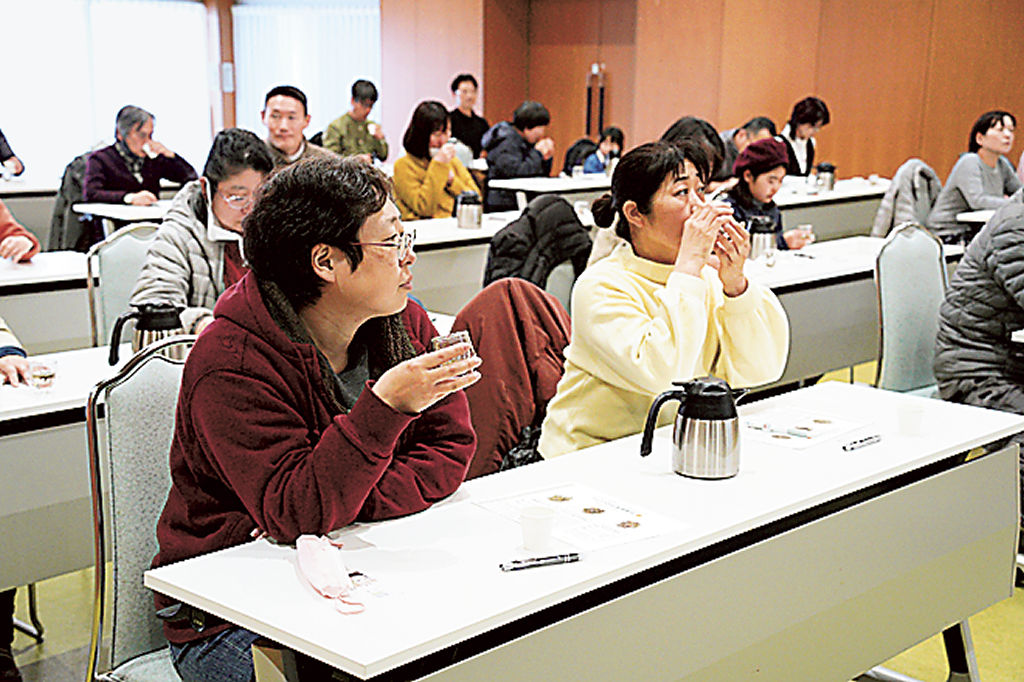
393, 101, 479, 220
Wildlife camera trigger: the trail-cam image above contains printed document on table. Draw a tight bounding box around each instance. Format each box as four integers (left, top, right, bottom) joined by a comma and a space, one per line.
743, 407, 864, 450
475, 483, 684, 551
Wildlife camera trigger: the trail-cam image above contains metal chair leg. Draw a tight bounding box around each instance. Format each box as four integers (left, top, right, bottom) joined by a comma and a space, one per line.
12, 583, 44, 643
942, 620, 979, 681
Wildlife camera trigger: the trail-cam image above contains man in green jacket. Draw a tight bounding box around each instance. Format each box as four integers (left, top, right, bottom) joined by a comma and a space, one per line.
323, 79, 389, 163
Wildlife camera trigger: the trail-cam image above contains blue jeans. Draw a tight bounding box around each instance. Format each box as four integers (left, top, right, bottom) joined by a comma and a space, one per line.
169, 626, 261, 682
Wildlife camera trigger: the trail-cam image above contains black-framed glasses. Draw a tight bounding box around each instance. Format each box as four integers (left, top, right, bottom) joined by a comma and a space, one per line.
217, 190, 254, 210
352, 228, 416, 261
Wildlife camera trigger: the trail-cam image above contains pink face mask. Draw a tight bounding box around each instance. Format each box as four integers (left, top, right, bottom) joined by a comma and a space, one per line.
296, 535, 364, 615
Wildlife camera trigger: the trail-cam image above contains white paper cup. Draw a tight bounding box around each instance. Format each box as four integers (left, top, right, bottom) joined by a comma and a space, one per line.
897, 402, 927, 437
521, 506, 555, 551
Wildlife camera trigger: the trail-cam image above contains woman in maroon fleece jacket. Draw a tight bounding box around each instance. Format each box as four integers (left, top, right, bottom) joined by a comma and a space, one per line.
154, 157, 479, 682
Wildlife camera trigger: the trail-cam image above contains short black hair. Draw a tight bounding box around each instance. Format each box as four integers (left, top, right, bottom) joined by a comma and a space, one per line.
512, 101, 550, 131
660, 116, 725, 177
599, 126, 624, 147
788, 97, 830, 130
352, 79, 379, 104
740, 116, 777, 136
203, 128, 274, 193
243, 157, 391, 311
403, 101, 449, 159
591, 140, 709, 243
968, 110, 1016, 153
450, 73, 478, 93
264, 85, 308, 116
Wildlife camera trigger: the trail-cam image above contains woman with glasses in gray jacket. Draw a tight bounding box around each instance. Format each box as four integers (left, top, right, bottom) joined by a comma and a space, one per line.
130, 128, 274, 334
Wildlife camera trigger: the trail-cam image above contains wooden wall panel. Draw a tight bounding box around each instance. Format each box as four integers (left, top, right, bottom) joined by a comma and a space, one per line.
529, 0, 603, 167
717, 0, 820, 137
920, 0, 1024, 180
483, 0, 530, 128
815, 0, 932, 178
596, 0, 636, 149
381, 0, 484, 160
633, 0, 725, 146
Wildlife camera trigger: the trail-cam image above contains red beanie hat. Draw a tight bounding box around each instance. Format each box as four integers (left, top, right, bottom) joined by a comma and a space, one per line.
732, 136, 789, 178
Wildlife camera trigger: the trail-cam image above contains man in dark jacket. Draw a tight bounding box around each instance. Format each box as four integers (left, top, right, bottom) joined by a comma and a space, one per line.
934, 188, 1024, 550
484, 101, 555, 211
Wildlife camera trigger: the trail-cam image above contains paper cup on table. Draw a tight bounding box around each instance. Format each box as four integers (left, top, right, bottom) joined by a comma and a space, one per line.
521, 506, 555, 552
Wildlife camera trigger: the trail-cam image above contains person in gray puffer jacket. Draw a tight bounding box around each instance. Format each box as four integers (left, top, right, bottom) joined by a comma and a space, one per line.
130, 128, 274, 334
934, 187, 1024, 547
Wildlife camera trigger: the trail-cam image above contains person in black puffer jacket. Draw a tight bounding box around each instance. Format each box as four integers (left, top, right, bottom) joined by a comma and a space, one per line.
934, 187, 1024, 549
483, 102, 555, 211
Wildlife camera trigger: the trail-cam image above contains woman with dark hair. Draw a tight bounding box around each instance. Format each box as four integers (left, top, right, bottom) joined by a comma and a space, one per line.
927, 110, 1021, 239
725, 136, 814, 251
130, 128, 275, 334
780, 96, 830, 176
539, 141, 788, 457
393, 100, 479, 220
153, 157, 478, 681
660, 115, 728, 182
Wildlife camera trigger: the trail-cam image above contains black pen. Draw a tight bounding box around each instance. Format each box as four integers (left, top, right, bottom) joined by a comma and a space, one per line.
793, 252, 816, 259
499, 553, 580, 572
842, 434, 881, 451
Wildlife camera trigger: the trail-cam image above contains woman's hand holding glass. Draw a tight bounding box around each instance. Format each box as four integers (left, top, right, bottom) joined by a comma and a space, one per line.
711, 219, 750, 297
371, 343, 481, 414
674, 198, 737, 275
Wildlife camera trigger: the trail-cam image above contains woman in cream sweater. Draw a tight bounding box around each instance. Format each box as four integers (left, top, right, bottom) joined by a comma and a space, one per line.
393, 101, 479, 220
539, 141, 789, 458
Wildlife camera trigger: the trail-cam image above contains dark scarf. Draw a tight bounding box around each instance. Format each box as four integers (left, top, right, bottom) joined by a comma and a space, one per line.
114, 139, 145, 183
257, 279, 417, 414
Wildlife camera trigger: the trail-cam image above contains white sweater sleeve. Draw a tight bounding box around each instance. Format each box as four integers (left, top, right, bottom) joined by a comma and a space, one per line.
711, 280, 790, 386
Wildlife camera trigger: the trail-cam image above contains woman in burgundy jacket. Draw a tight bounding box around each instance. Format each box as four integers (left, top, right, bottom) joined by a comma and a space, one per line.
153, 158, 479, 682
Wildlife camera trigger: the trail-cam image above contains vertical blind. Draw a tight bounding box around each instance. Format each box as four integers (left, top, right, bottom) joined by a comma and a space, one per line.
232, 0, 382, 141
0, 0, 212, 185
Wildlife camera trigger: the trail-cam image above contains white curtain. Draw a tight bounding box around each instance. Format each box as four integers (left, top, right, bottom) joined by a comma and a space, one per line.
232, 0, 382, 142
0, 0, 212, 185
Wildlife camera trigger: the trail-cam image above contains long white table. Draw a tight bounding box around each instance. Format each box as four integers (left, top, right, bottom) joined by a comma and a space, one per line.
72, 200, 173, 236
146, 382, 1023, 680
957, 209, 994, 225
775, 177, 889, 241
408, 211, 518, 314
746, 236, 962, 386
0, 251, 92, 353
0, 345, 128, 590
1, 176, 60, 250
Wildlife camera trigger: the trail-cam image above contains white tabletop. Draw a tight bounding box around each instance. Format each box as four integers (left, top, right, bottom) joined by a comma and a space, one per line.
0, 345, 127, 422
774, 176, 889, 208
956, 209, 994, 225
745, 235, 963, 291
0, 251, 88, 289
488, 174, 611, 193
72, 200, 172, 222
411, 210, 517, 249
145, 382, 1024, 679
0, 176, 59, 196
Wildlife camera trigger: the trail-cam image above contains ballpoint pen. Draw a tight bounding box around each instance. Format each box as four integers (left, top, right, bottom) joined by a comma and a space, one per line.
842, 434, 881, 451
499, 553, 580, 572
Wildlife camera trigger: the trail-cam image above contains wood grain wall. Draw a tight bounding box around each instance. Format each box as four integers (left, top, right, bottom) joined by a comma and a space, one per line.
380, 0, 484, 160
480, 0, 1024, 180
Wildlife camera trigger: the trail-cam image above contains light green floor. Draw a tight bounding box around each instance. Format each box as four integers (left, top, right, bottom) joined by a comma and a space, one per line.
13, 365, 1023, 680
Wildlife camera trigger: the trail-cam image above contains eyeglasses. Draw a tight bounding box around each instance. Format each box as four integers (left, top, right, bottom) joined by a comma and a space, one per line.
217, 190, 254, 210
352, 228, 416, 261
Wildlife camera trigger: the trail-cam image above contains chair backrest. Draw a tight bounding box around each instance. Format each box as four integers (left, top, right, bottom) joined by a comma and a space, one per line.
871, 158, 942, 237
874, 223, 948, 392
86, 336, 196, 678
544, 260, 575, 314
87, 222, 160, 346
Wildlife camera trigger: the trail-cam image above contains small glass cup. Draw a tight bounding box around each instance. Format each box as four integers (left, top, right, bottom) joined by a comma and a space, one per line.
571, 165, 584, 178
28, 360, 56, 390
797, 223, 815, 246
431, 331, 475, 366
